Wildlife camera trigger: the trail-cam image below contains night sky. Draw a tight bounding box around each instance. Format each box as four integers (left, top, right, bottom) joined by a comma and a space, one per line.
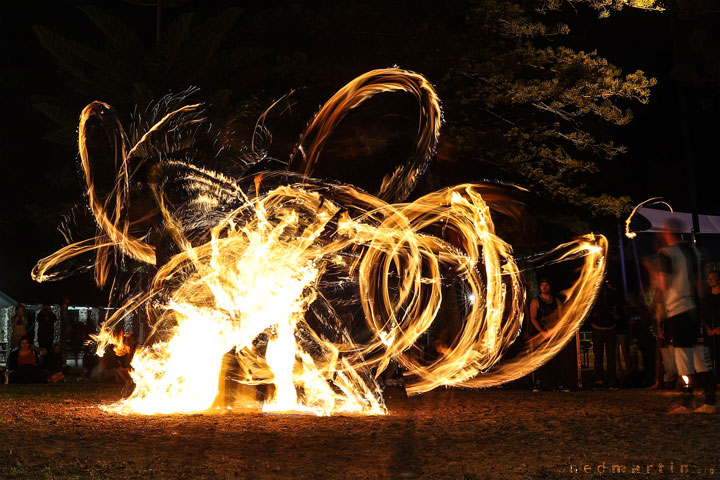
1, 1, 718, 305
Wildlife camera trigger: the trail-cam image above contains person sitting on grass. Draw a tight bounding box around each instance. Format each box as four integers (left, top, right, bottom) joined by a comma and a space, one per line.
115, 333, 137, 386
42, 344, 67, 382
95, 344, 120, 383
7, 337, 63, 384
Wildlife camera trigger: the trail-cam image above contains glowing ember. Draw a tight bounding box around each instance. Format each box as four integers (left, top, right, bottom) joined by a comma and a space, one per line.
33, 68, 606, 416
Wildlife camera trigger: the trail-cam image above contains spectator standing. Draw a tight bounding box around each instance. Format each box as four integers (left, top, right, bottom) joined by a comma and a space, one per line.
26, 309, 36, 346
69, 316, 86, 367
656, 220, 716, 414
616, 298, 635, 382
530, 277, 567, 392
82, 316, 99, 376
625, 292, 656, 387
36, 304, 58, 352
703, 270, 720, 382
10, 304, 29, 348
648, 285, 678, 390
589, 282, 620, 388
60, 297, 71, 349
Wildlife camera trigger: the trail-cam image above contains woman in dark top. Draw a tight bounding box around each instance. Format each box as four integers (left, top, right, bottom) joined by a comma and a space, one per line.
589, 282, 620, 387
43, 344, 67, 382
530, 277, 567, 391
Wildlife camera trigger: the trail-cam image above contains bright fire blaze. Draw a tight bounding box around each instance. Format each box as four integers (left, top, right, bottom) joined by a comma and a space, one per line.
33, 68, 607, 416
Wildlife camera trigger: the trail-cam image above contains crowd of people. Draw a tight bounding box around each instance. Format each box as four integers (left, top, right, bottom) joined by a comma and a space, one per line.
2, 220, 719, 416
4, 337, 65, 384
649, 220, 716, 413
1, 300, 138, 387
526, 219, 720, 414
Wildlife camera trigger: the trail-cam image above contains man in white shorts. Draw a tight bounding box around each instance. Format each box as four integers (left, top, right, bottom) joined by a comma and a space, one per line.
656, 219, 716, 414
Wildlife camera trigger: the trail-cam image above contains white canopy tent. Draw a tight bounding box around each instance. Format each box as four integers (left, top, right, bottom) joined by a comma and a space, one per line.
622, 207, 720, 298
1, 292, 16, 364
633, 207, 720, 235
0, 290, 15, 309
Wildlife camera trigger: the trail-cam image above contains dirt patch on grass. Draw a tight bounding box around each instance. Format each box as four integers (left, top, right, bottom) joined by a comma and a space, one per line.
1, 384, 719, 479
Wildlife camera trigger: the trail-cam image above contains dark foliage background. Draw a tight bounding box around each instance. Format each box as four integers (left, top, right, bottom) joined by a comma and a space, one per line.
1, 0, 718, 304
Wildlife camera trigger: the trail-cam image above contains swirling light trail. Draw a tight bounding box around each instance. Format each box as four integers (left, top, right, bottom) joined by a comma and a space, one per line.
33, 68, 606, 416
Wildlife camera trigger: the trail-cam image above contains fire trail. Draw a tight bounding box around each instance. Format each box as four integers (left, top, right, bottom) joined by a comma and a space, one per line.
33, 68, 606, 416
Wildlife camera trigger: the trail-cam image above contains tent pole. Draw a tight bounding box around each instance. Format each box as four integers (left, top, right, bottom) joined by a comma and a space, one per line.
670, 5, 701, 247
617, 221, 628, 299
631, 237, 645, 298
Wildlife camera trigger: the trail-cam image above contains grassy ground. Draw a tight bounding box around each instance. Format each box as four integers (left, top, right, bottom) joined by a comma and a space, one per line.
1, 382, 719, 480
